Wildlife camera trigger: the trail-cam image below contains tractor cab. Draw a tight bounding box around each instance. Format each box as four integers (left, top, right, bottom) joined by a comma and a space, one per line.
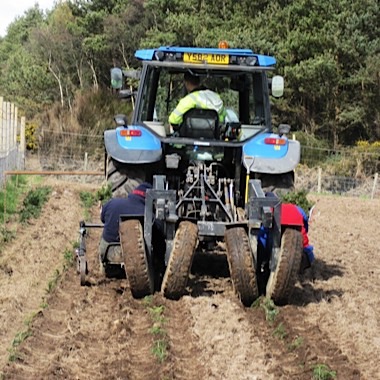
132, 44, 284, 141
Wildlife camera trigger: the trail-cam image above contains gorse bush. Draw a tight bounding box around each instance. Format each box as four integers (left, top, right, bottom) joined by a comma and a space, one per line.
80, 183, 112, 209
280, 189, 314, 214
19, 186, 52, 223
79, 191, 96, 209
96, 183, 112, 203
25, 122, 39, 151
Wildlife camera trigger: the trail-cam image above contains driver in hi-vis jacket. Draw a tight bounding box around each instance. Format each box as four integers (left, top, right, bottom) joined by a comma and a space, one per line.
169, 72, 226, 128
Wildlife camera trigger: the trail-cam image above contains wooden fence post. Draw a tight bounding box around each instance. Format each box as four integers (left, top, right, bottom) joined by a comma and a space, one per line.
0, 97, 3, 155
317, 167, 322, 193
13, 105, 18, 147
20, 116, 26, 169
5, 102, 10, 156
371, 173, 378, 200
84, 152, 88, 171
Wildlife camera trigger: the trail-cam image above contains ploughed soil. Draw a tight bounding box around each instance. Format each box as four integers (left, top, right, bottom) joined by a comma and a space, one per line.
0, 177, 379, 380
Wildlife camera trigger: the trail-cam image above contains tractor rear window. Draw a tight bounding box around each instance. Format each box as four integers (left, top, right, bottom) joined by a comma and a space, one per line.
137, 66, 268, 135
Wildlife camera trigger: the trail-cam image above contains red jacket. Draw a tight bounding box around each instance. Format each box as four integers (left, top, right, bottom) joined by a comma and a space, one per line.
280, 203, 309, 248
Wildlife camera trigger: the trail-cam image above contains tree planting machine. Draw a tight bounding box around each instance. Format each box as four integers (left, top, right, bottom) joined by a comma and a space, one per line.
77, 43, 303, 306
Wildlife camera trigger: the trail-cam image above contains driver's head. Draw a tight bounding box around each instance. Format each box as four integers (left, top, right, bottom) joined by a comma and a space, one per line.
184, 72, 200, 92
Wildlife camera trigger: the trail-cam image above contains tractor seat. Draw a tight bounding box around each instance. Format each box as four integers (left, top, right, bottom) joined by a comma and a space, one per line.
179, 108, 219, 139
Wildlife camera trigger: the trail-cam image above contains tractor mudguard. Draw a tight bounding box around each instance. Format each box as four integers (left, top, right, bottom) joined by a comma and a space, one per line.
243, 135, 300, 174
104, 126, 162, 164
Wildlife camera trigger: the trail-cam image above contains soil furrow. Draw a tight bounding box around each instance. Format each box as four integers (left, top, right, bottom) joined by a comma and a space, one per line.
0, 181, 378, 379
162, 296, 207, 379
186, 294, 275, 380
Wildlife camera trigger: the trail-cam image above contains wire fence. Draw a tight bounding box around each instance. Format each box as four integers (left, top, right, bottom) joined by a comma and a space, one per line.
3, 128, 380, 199
0, 97, 26, 187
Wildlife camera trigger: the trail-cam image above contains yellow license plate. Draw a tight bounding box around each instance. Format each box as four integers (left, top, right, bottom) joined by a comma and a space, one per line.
183, 52, 229, 65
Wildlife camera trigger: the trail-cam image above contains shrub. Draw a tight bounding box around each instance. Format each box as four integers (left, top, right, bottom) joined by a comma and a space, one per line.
280, 189, 314, 214
19, 186, 52, 223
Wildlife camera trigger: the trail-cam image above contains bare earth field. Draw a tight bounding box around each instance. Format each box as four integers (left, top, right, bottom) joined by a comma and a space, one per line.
0, 177, 379, 380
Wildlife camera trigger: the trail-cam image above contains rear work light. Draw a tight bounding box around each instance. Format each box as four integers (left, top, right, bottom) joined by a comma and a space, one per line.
120, 129, 142, 137
264, 137, 286, 145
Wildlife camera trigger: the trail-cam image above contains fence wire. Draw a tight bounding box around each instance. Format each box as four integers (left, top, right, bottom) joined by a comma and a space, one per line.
2, 130, 379, 199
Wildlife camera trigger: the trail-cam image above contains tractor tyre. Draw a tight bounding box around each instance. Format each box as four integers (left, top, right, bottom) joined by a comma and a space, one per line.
106, 156, 144, 198
260, 171, 295, 196
266, 228, 302, 305
161, 221, 198, 300
120, 219, 154, 298
225, 227, 259, 306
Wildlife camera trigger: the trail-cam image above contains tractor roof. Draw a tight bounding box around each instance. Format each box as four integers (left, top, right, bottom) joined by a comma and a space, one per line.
135, 46, 276, 68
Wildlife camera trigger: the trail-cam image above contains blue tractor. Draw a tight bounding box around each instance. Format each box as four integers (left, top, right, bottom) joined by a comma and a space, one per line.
101, 45, 302, 306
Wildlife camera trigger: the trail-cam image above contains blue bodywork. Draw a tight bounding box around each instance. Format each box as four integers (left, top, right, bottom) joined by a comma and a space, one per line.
105, 46, 299, 171
135, 46, 276, 67
104, 126, 162, 164
115, 126, 161, 151
243, 134, 289, 159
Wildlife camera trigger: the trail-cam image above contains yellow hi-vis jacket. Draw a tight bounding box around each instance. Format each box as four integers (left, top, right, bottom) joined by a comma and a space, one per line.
169, 89, 226, 126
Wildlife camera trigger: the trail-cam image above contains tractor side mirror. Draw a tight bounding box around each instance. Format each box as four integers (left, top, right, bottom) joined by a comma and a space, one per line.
114, 114, 128, 127
270, 75, 284, 98
278, 124, 290, 136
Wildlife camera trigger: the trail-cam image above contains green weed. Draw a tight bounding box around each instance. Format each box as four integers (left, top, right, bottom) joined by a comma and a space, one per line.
45, 269, 61, 294
8, 350, 22, 362
312, 364, 337, 380
0, 226, 16, 245
143, 295, 153, 306
8, 328, 32, 360
79, 191, 96, 209
0, 175, 28, 223
150, 323, 165, 336
151, 339, 169, 363
272, 322, 287, 340
63, 248, 75, 268
96, 183, 112, 203
12, 330, 32, 347
19, 186, 52, 223
149, 305, 166, 324
250, 296, 263, 308
261, 298, 279, 323
289, 336, 303, 351
145, 303, 169, 363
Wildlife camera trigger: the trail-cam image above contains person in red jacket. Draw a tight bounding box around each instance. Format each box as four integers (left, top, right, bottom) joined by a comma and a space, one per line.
280, 203, 315, 271
258, 193, 315, 273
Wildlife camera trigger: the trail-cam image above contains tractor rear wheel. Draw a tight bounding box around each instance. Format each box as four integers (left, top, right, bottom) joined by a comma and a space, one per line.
120, 219, 154, 298
106, 156, 144, 198
225, 227, 259, 306
260, 171, 295, 196
266, 228, 302, 305
161, 221, 198, 300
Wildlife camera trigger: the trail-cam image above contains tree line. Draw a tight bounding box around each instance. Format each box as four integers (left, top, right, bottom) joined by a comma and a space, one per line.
0, 0, 378, 147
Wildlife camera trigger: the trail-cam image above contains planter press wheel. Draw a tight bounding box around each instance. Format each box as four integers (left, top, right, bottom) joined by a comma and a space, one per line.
266, 228, 303, 305
225, 227, 259, 306
161, 221, 198, 300
79, 257, 87, 286
120, 219, 154, 298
